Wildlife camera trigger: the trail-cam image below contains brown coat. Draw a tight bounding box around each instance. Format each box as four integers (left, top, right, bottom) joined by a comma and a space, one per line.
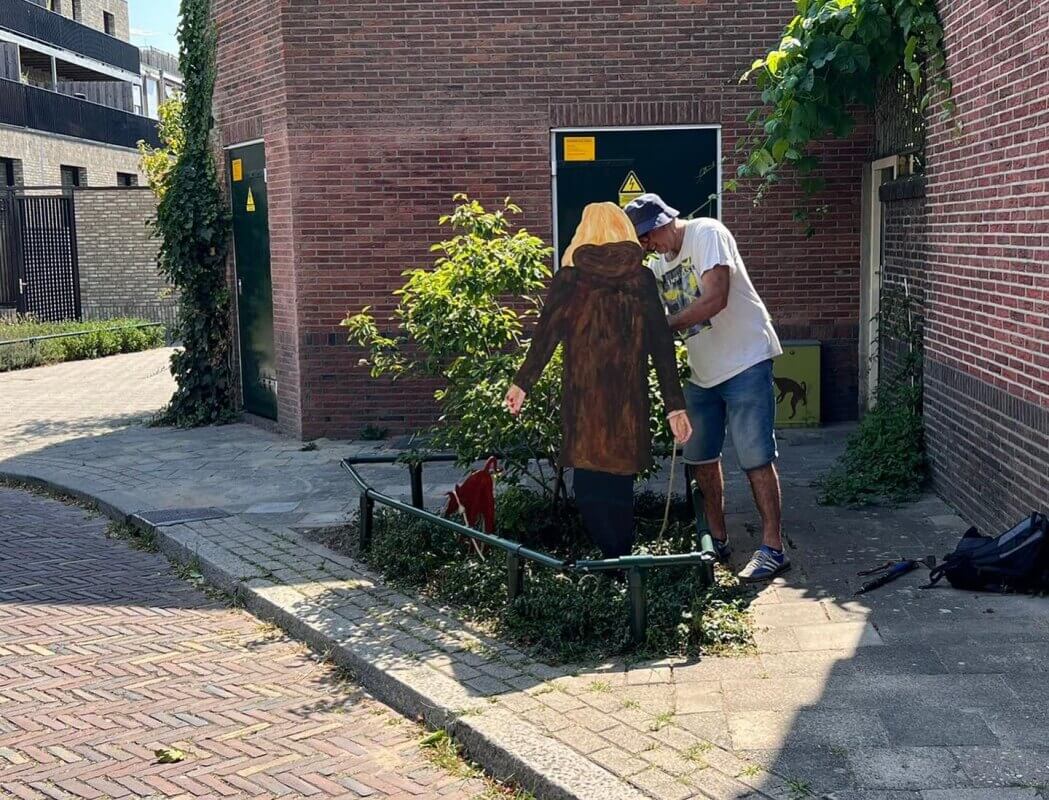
513, 242, 686, 476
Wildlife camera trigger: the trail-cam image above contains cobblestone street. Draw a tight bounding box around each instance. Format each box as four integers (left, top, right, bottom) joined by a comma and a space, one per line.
0, 485, 485, 800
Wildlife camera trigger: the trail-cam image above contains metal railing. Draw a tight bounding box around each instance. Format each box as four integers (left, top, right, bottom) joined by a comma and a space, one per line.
0, 0, 140, 74
0, 78, 161, 149
341, 454, 718, 642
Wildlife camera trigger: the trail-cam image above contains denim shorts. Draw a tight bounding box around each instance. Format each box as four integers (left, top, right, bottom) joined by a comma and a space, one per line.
682, 359, 778, 471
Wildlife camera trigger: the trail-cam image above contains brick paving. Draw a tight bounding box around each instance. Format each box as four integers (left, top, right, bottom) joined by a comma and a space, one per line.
0, 486, 486, 800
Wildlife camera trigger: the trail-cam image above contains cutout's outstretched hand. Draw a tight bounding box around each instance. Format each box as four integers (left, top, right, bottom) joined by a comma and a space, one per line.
668, 410, 692, 445
505, 384, 527, 416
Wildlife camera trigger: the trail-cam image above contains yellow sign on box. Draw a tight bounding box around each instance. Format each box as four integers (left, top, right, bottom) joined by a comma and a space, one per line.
231, 159, 243, 182
618, 170, 645, 207
773, 340, 821, 427
246, 187, 256, 213
564, 136, 596, 162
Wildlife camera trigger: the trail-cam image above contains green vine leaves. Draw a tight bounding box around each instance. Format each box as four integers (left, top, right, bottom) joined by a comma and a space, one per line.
153, 0, 236, 427
737, 0, 955, 207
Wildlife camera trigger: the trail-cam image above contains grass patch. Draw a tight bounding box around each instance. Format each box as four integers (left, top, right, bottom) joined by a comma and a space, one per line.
0, 316, 166, 372
353, 487, 755, 663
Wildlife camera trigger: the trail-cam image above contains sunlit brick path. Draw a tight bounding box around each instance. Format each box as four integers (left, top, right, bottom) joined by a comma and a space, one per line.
0, 486, 484, 800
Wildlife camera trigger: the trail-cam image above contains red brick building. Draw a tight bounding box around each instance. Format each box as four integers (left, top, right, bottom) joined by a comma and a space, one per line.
212, 0, 1047, 532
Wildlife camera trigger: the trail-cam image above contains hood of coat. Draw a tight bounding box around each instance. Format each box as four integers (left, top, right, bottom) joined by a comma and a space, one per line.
568, 242, 646, 284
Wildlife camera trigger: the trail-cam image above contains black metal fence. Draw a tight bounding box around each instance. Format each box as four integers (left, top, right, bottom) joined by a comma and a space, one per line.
0, 191, 21, 308
342, 454, 719, 642
0, 79, 161, 149
19, 194, 81, 321
0, 189, 81, 321
0, 0, 141, 74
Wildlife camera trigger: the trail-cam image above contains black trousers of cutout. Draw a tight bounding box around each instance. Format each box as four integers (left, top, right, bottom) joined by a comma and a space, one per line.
573, 468, 635, 559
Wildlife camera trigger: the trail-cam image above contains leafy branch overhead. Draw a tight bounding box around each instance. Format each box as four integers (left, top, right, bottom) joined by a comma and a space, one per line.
738, 0, 954, 201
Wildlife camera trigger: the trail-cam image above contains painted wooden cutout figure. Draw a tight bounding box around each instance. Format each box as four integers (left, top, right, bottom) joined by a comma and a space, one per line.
504, 203, 692, 558
442, 456, 499, 558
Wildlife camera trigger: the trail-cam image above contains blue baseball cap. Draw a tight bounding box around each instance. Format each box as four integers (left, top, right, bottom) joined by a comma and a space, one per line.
624, 193, 679, 236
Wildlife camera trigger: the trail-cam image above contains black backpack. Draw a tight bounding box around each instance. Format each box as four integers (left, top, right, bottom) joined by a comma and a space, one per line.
925, 513, 1049, 593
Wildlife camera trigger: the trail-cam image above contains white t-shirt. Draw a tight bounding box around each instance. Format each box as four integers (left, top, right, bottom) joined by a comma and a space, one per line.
648, 218, 782, 387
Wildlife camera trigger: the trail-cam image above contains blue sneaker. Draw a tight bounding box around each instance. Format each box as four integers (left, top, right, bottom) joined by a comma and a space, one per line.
738, 545, 791, 583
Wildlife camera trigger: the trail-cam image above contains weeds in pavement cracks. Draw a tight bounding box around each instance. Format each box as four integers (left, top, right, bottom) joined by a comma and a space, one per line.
787, 778, 814, 799
419, 730, 535, 800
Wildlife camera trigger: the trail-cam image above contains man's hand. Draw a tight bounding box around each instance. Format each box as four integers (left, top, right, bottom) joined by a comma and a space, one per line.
668, 409, 692, 445
504, 384, 527, 416
668, 264, 730, 332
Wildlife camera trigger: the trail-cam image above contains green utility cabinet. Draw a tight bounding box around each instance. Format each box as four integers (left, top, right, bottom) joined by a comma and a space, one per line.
228, 142, 278, 421
552, 127, 720, 266
773, 340, 821, 427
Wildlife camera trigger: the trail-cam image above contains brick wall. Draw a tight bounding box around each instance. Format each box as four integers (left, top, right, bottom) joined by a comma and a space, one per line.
213, 0, 300, 435
913, 0, 1049, 530
74, 186, 176, 324
214, 0, 868, 439
47, 0, 131, 41
0, 127, 143, 187
879, 179, 927, 378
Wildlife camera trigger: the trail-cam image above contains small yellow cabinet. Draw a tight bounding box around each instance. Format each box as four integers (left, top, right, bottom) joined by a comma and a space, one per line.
773, 340, 820, 427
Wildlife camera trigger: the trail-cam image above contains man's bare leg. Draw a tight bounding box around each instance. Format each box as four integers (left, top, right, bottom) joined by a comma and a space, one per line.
745, 462, 783, 550
693, 461, 727, 542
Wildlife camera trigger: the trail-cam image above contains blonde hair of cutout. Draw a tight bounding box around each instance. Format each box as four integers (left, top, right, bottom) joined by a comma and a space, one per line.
562, 202, 641, 267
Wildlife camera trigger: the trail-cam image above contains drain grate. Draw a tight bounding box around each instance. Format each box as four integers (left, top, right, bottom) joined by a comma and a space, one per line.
133, 507, 231, 527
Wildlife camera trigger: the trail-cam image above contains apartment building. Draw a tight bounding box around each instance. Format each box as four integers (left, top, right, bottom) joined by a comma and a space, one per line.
0, 0, 160, 188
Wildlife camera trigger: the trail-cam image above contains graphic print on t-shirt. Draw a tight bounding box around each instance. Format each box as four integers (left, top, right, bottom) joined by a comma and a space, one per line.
655, 256, 712, 340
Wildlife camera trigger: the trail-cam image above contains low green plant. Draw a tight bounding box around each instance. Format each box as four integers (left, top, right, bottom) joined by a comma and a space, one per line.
820, 282, 925, 505
359, 424, 389, 441
362, 486, 755, 663
0, 317, 165, 372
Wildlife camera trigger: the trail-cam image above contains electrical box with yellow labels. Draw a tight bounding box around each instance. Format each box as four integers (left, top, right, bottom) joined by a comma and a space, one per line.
772, 340, 820, 427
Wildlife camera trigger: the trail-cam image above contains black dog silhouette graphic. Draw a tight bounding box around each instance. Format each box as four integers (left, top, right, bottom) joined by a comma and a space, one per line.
774, 376, 808, 420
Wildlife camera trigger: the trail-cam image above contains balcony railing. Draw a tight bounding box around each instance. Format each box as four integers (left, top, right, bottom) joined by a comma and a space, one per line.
0, 78, 161, 149
0, 0, 140, 75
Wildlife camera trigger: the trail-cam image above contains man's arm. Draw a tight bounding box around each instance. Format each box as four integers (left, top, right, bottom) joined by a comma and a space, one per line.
667, 264, 729, 332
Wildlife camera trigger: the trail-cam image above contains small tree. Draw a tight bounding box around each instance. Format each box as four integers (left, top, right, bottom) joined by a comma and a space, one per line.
345, 195, 685, 498
138, 96, 185, 200
153, 0, 236, 427
344, 195, 562, 495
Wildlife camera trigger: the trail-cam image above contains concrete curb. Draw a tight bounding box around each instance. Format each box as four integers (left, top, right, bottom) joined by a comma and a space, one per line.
0, 465, 654, 800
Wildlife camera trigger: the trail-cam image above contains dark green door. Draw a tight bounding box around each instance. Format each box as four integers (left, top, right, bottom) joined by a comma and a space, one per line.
553, 127, 720, 266
228, 143, 277, 420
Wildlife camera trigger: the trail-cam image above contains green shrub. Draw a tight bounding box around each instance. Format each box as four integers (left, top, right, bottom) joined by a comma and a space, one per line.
820, 282, 926, 505
364, 486, 756, 663
0, 317, 166, 372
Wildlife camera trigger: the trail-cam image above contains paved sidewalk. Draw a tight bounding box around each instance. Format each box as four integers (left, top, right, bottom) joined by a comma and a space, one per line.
3, 350, 1049, 800
0, 485, 485, 800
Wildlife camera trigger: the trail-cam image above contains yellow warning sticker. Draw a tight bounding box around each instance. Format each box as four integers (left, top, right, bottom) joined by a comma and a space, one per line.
231, 159, 243, 182
564, 136, 596, 162
246, 187, 256, 213
618, 170, 646, 207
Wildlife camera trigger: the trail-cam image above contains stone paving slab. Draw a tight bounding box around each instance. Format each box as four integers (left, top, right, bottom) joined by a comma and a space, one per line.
4, 349, 1049, 799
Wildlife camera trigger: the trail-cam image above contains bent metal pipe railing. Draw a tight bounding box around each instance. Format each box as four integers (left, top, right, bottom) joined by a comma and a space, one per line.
341, 454, 719, 642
